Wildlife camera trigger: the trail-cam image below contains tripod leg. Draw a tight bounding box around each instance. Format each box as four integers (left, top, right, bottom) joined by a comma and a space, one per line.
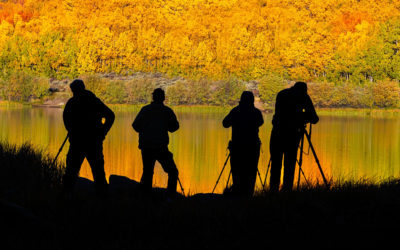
263, 158, 271, 190
296, 165, 301, 190
51, 134, 69, 167
296, 160, 302, 191
296, 164, 311, 190
297, 132, 305, 190
177, 177, 185, 196
225, 170, 232, 190
257, 169, 264, 188
300, 168, 310, 187
304, 130, 329, 188
212, 153, 230, 194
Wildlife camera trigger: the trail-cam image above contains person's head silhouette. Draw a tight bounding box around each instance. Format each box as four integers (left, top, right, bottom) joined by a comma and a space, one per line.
152, 88, 165, 103
293, 81, 307, 95
70, 79, 85, 95
239, 91, 255, 107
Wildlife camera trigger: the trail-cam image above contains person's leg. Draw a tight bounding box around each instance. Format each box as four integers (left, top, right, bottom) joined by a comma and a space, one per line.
243, 143, 260, 196
269, 129, 284, 192
230, 141, 251, 195
63, 143, 85, 194
157, 148, 178, 193
140, 148, 157, 191
229, 142, 259, 197
86, 143, 108, 196
282, 132, 301, 191
229, 148, 241, 194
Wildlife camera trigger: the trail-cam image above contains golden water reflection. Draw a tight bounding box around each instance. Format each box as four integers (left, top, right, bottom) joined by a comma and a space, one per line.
1, 107, 399, 194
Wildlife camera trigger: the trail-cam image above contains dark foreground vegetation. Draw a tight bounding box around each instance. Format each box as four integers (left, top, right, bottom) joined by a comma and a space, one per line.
1, 142, 400, 249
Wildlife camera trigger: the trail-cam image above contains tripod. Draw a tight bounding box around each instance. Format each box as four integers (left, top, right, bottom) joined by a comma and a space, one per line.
263, 124, 329, 190
297, 124, 329, 189
211, 142, 264, 194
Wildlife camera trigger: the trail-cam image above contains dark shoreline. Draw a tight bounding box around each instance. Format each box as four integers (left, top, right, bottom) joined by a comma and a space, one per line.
7, 101, 400, 116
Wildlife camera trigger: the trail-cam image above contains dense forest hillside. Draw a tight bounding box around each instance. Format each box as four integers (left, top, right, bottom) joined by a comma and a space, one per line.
0, 0, 400, 107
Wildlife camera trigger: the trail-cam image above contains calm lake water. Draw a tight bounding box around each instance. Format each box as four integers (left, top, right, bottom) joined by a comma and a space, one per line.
1, 107, 400, 194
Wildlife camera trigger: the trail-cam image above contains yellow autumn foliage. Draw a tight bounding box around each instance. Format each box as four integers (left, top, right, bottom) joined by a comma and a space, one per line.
0, 0, 399, 84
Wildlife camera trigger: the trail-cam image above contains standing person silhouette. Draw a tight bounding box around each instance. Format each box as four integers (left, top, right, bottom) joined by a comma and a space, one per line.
223, 91, 264, 197
62, 79, 115, 197
269, 81, 319, 192
132, 88, 180, 194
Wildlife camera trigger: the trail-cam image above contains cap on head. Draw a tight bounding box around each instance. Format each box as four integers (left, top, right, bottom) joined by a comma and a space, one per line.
70, 79, 85, 94
152, 88, 165, 103
239, 91, 255, 107
293, 81, 307, 94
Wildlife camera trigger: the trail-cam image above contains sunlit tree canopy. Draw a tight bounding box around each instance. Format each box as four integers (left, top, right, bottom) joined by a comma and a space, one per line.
0, 0, 399, 83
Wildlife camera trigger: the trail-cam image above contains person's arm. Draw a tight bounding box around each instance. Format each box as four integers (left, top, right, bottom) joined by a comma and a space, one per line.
168, 109, 179, 133
222, 110, 234, 128
92, 96, 115, 136
101, 102, 115, 135
63, 100, 73, 132
304, 94, 319, 124
272, 92, 283, 126
132, 108, 144, 133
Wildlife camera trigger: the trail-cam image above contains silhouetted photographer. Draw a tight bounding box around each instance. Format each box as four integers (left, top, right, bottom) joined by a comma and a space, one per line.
62, 79, 115, 197
132, 88, 180, 194
269, 81, 319, 192
222, 91, 264, 196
